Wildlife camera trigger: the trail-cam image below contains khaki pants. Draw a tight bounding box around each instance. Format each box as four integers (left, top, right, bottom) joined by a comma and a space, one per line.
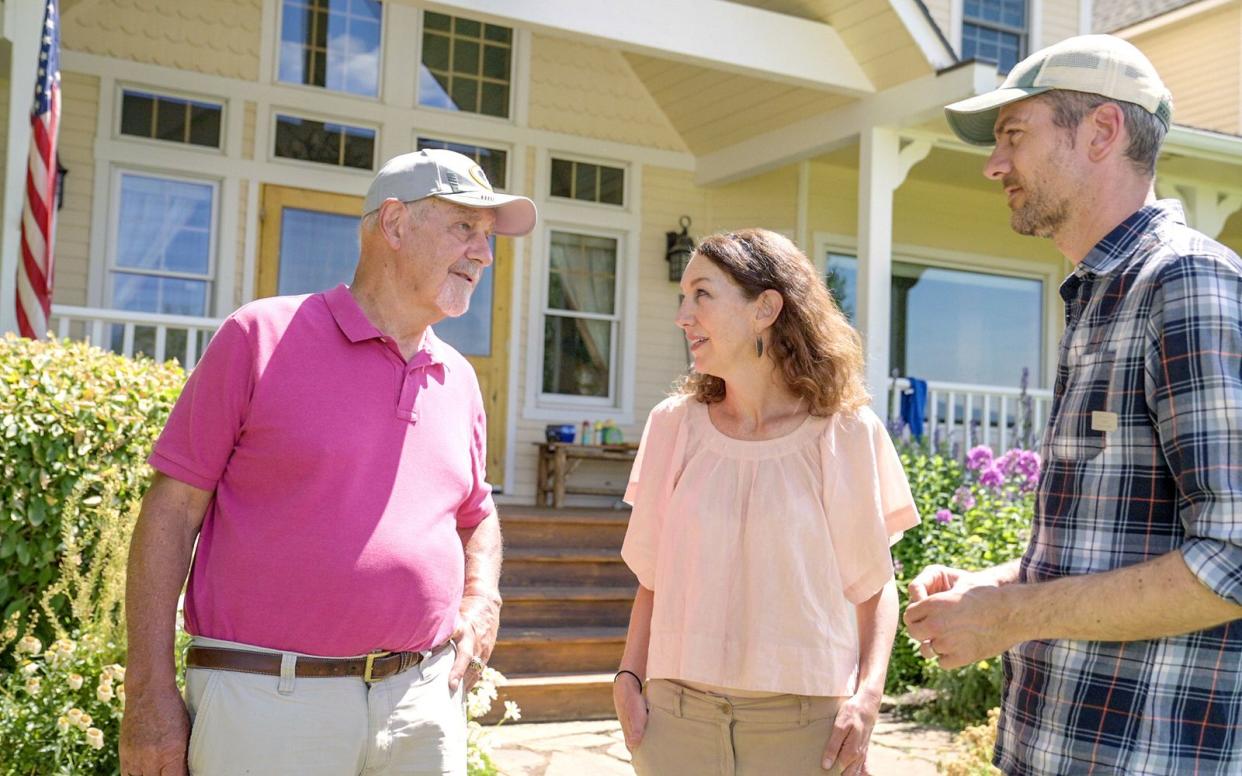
631, 679, 846, 776
184, 636, 465, 775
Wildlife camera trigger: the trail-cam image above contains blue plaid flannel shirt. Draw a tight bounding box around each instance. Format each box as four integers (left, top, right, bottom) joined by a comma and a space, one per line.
994, 200, 1242, 775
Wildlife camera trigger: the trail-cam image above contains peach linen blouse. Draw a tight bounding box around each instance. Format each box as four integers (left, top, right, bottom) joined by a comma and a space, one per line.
621, 396, 919, 697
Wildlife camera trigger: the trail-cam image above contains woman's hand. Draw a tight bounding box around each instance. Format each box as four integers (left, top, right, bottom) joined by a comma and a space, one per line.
822, 688, 882, 775
612, 673, 648, 751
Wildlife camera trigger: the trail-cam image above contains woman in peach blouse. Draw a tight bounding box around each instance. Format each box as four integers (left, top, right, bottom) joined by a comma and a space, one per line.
613, 230, 919, 775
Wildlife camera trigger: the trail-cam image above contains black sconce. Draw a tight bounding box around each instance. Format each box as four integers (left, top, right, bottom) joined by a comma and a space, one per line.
665, 215, 695, 282
56, 158, 68, 211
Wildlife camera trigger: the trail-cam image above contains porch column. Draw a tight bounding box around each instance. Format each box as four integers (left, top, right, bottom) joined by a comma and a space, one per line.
856, 125, 930, 407
1, 2, 47, 335
1157, 179, 1242, 239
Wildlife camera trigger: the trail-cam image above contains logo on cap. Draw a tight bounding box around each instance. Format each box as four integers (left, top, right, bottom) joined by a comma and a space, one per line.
468, 164, 493, 192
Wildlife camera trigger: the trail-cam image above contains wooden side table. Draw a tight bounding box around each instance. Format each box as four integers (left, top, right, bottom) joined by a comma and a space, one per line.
534, 442, 639, 508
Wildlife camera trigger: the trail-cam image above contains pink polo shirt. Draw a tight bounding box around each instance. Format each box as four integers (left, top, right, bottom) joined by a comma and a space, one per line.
150, 284, 494, 657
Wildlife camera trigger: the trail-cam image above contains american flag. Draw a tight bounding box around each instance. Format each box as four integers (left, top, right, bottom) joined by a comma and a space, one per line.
16, 0, 61, 339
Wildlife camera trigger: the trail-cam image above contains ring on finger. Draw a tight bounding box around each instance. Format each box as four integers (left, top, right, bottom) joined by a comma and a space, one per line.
467, 655, 486, 674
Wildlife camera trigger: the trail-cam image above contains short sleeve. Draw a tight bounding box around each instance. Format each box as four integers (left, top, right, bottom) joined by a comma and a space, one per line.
148, 318, 255, 492
822, 407, 920, 604
456, 390, 495, 528
620, 397, 689, 590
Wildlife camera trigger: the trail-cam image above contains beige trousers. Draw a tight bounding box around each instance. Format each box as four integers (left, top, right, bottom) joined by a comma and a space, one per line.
184, 636, 464, 776
631, 679, 846, 776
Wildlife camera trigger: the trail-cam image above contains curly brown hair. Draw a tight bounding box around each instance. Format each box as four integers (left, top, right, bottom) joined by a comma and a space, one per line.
676, 229, 868, 416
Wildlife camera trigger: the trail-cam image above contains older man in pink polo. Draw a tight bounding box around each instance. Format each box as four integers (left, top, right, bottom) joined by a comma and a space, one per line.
119, 150, 536, 775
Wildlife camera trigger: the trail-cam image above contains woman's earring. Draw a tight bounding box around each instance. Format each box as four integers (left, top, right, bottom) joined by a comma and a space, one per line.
755, 336, 764, 358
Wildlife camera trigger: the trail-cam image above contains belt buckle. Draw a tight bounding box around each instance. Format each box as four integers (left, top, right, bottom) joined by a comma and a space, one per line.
363, 651, 392, 683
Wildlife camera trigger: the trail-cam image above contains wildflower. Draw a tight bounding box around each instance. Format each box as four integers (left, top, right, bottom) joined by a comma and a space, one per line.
68, 673, 84, 690
1016, 450, 1041, 479
76, 712, 93, 731
979, 465, 1004, 489
67, 708, 84, 726
97, 683, 115, 703
109, 664, 126, 682
117, 686, 126, 705
965, 445, 994, 471
935, 509, 954, 524
85, 727, 105, 750
952, 486, 976, 510
503, 700, 522, 722
15, 635, 42, 656
56, 716, 71, 734
466, 692, 491, 720
25, 677, 41, 695
976, 660, 990, 671
20, 661, 39, 676
995, 449, 1019, 476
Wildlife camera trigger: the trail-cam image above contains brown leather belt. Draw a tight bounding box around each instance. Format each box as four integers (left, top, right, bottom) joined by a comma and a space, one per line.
186, 646, 424, 683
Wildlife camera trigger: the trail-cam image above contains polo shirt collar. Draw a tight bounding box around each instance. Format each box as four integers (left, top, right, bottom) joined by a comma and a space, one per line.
323, 284, 449, 369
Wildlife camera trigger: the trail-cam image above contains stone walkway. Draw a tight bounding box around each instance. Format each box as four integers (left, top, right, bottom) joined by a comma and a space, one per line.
485, 713, 955, 775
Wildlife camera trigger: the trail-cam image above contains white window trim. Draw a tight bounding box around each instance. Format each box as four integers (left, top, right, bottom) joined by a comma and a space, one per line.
812, 232, 1062, 389
105, 168, 221, 318
412, 131, 514, 191
267, 107, 381, 172
956, 0, 1032, 67
413, 7, 519, 125
113, 83, 228, 155
534, 222, 627, 408
546, 151, 631, 211
273, 0, 387, 103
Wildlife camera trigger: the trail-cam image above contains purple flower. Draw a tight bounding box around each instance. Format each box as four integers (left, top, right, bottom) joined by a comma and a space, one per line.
995, 449, 1020, 476
1022, 473, 1039, 492
966, 445, 994, 471
979, 464, 1004, 489
935, 508, 954, 524
1016, 450, 1041, 479
952, 486, 976, 510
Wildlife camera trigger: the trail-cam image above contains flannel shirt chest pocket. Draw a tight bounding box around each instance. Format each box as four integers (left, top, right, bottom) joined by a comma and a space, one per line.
1048, 347, 1116, 461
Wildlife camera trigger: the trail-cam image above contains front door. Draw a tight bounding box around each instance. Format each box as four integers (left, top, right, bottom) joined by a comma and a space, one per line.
257, 184, 511, 489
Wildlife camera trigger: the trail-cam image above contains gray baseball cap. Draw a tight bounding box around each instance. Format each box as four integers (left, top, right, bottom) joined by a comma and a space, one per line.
363, 149, 537, 236
945, 34, 1173, 146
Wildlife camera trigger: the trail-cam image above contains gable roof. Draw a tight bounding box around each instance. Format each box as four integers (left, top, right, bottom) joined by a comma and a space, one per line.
1094, 0, 1202, 32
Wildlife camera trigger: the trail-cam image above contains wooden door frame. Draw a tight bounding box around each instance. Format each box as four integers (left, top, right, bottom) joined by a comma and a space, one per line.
257, 185, 363, 299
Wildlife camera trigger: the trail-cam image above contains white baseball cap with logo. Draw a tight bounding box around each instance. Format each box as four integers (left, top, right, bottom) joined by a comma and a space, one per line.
945, 34, 1173, 146
363, 149, 537, 236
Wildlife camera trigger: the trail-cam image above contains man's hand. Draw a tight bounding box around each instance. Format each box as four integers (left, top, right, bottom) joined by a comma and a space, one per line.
907, 564, 977, 604
904, 576, 1019, 669
612, 674, 648, 751
448, 594, 500, 693
119, 685, 190, 776
822, 688, 881, 776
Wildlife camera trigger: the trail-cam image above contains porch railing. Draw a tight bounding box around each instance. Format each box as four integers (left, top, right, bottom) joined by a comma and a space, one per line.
887, 377, 1054, 456
50, 305, 224, 370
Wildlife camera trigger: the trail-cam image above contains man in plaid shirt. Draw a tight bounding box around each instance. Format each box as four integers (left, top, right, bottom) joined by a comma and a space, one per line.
905, 34, 1242, 775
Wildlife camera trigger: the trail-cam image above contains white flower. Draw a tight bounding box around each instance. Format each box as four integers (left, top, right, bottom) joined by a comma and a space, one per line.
76, 712, 93, 731
56, 716, 71, 734
85, 727, 105, 750
96, 683, 114, 703
20, 661, 39, 676
109, 664, 126, 682
117, 686, 126, 706
466, 692, 491, 719
15, 635, 41, 656
67, 673, 84, 690
503, 700, 522, 722
67, 708, 83, 725
24, 677, 41, 695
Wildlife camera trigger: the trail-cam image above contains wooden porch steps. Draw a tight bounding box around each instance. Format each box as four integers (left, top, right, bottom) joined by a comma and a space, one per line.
483, 506, 635, 723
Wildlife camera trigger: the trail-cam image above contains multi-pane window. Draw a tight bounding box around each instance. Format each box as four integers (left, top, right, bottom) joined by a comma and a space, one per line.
274, 114, 376, 169
543, 231, 619, 399
120, 90, 222, 148
417, 137, 508, 189
962, 0, 1026, 73
419, 11, 512, 118
279, 0, 382, 97
550, 158, 625, 206
110, 173, 215, 357
823, 254, 1043, 387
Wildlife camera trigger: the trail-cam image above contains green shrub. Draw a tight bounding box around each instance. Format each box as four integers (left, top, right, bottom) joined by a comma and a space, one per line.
888, 442, 1035, 728
938, 707, 1002, 776
0, 334, 184, 651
